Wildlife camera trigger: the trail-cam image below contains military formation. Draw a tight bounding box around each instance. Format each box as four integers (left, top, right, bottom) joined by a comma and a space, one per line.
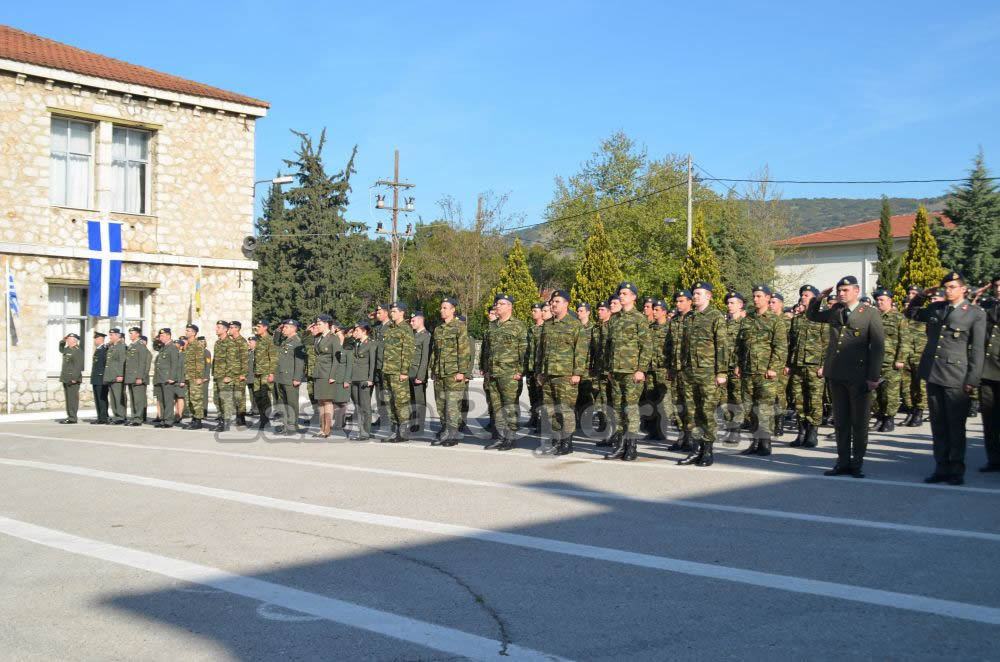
54, 270, 1000, 484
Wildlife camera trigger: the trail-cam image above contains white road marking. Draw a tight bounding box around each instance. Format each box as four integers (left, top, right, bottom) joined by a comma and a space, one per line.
1, 434, 998, 543
0, 516, 569, 662
2, 457, 999, 626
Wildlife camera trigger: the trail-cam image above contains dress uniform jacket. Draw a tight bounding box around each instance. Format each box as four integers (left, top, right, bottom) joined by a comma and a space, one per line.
807, 300, 885, 383
906, 299, 986, 388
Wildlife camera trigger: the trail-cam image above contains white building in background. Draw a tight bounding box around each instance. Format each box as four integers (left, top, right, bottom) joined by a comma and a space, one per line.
774, 212, 952, 294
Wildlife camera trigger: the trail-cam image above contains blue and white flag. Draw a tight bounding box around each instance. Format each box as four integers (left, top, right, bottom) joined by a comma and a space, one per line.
6, 268, 18, 317
87, 219, 123, 317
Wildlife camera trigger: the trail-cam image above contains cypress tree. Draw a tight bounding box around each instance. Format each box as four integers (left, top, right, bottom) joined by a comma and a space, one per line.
894, 205, 946, 306
487, 239, 540, 322
571, 214, 623, 305
875, 195, 900, 289
677, 210, 726, 309
253, 173, 296, 324
933, 149, 1000, 284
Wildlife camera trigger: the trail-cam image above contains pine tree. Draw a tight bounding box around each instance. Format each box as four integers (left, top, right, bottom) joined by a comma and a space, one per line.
571, 214, 623, 305
487, 239, 540, 322
677, 210, 726, 309
875, 195, 900, 289
933, 148, 1000, 284
894, 205, 946, 306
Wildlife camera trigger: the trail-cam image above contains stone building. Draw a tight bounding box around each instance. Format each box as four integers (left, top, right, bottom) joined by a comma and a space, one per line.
0, 26, 269, 413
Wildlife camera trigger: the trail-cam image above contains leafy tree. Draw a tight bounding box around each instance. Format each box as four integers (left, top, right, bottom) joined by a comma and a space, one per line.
571, 215, 623, 305
253, 173, 294, 324
934, 149, 1000, 284
894, 205, 946, 306
525, 243, 577, 293
487, 239, 539, 321
875, 195, 901, 289
677, 210, 726, 309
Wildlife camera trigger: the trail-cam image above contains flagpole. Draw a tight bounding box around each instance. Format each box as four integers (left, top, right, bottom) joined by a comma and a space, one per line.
5, 259, 10, 415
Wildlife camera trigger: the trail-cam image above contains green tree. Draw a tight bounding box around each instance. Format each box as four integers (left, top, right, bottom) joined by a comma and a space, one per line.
875, 195, 901, 289
525, 242, 577, 293
253, 173, 294, 324
487, 239, 539, 321
934, 149, 1000, 283
571, 215, 624, 305
894, 205, 946, 306
677, 210, 726, 309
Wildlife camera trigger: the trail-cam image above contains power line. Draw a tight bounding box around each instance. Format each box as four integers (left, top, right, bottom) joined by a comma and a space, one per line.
695, 176, 995, 184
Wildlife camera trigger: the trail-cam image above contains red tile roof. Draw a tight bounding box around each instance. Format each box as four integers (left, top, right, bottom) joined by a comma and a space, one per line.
0, 25, 269, 108
776, 212, 953, 247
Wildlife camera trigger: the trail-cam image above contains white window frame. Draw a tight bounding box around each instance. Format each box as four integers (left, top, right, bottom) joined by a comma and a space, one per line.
47, 285, 90, 377
111, 126, 152, 215
49, 117, 95, 209
108, 287, 152, 337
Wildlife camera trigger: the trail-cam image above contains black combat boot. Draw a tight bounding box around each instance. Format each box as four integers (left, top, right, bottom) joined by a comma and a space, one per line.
621, 438, 637, 461
236, 413, 247, 427
756, 436, 772, 456
604, 436, 628, 460
696, 441, 714, 466
188, 418, 203, 431
211, 419, 226, 433
774, 414, 785, 437
678, 441, 704, 465
498, 432, 518, 451
790, 420, 805, 447
741, 437, 760, 455
556, 437, 575, 456
883, 416, 895, 432
802, 423, 818, 448
678, 430, 694, 453
907, 409, 923, 427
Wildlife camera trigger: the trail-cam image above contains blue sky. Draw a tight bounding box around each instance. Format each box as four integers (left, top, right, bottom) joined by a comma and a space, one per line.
10, 1, 1000, 230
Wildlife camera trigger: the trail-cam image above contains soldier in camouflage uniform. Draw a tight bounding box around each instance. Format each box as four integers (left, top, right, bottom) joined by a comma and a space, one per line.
873, 288, 910, 432
591, 300, 613, 440
721, 291, 747, 444
604, 282, 651, 462
676, 282, 729, 467
430, 298, 471, 446
767, 293, 790, 436
211, 321, 236, 432
483, 294, 528, 450
901, 285, 928, 426
666, 290, 693, 451
537, 290, 588, 455
381, 302, 415, 442
644, 299, 671, 441
574, 302, 595, 434
371, 305, 390, 429
737, 285, 788, 456
228, 321, 250, 426
787, 285, 828, 448
525, 303, 545, 431
182, 324, 206, 429
252, 319, 278, 429
479, 306, 499, 437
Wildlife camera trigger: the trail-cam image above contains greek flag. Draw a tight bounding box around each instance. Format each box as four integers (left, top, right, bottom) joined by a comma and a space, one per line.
87, 219, 123, 317
6, 268, 18, 317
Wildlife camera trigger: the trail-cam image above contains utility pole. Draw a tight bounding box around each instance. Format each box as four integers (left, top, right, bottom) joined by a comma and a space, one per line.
374, 149, 415, 303
686, 153, 693, 250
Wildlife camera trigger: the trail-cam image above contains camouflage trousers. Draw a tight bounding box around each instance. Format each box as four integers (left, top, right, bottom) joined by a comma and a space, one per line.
486, 373, 521, 433
646, 370, 672, 436
674, 372, 690, 430
723, 372, 744, 426
775, 372, 789, 413
434, 374, 466, 431
526, 372, 542, 421
684, 370, 723, 443
542, 375, 579, 440
876, 365, 903, 417
236, 379, 247, 414
610, 372, 644, 436
742, 374, 777, 439
384, 373, 411, 426
901, 363, 926, 410
215, 380, 240, 421
592, 376, 611, 416
187, 378, 206, 419
790, 364, 824, 425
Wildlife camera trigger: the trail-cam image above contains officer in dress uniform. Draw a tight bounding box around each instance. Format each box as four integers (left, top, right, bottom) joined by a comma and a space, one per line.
124, 326, 151, 426
90, 331, 109, 424
977, 274, 1000, 472
905, 271, 986, 485
409, 311, 432, 435
58, 333, 84, 423
275, 319, 306, 435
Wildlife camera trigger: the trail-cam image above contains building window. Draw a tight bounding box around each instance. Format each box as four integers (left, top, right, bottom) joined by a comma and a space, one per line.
109, 288, 149, 335
47, 285, 88, 375
50, 118, 94, 209
112, 127, 151, 214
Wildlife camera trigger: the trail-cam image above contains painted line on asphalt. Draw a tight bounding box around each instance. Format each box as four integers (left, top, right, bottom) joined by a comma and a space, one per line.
0, 515, 569, 662
3, 430, 999, 496
1, 434, 998, 543
1, 457, 999, 626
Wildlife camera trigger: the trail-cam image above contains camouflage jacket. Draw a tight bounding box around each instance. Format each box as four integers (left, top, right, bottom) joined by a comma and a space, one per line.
881, 309, 911, 367
539, 315, 588, 377
680, 306, 729, 375
648, 321, 669, 374
254, 333, 278, 377
590, 320, 610, 375
381, 321, 414, 376
183, 338, 204, 381
431, 319, 471, 377
725, 316, 744, 373
737, 309, 787, 376
526, 323, 544, 374
787, 313, 828, 367
482, 317, 528, 376
607, 308, 651, 374
211, 337, 232, 380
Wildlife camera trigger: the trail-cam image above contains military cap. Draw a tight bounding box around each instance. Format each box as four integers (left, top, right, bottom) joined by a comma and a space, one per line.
799, 285, 819, 296
108, 327, 122, 335
530, 302, 545, 310
597, 300, 610, 310
907, 284, 921, 292
282, 319, 300, 328
725, 290, 745, 303
860, 296, 873, 304
215, 320, 230, 328
312, 313, 332, 324
617, 282, 638, 295
941, 271, 964, 285
442, 297, 458, 307
826, 293, 837, 302
375, 303, 389, 312
609, 294, 621, 302
93, 330, 106, 338
642, 297, 655, 305
128, 326, 142, 334
691, 281, 713, 292
673, 289, 692, 300
157, 327, 171, 336
550, 289, 571, 302
652, 298, 667, 309
576, 302, 591, 311
139, 335, 148, 342
494, 293, 514, 305
772, 292, 785, 302
837, 275, 859, 287
356, 320, 371, 330
412, 310, 425, 318
65, 332, 80, 340
388, 301, 406, 311
186, 324, 199, 333
228, 321, 241, 329
175, 338, 186, 347
873, 287, 892, 298
254, 319, 269, 327
933, 288, 945, 297
751, 284, 772, 296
